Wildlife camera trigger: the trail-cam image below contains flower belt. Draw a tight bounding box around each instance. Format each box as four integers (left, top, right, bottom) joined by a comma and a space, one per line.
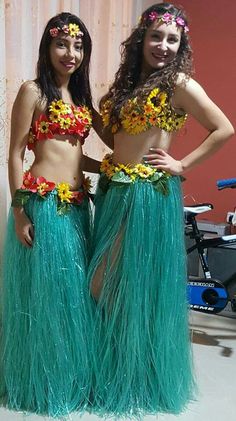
99, 153, 171, 195
12, 171, 92, 215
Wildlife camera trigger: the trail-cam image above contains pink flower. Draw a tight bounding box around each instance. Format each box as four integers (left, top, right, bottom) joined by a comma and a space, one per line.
184, 25, 189, 33
149, 11, 158, 22
49, 27, 59, 37
161, 13, 173, 23
62, 25, 69, 34
176, 17, 185, 27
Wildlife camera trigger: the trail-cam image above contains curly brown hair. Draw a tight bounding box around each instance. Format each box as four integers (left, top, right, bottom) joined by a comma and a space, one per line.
100, 3, 193, 130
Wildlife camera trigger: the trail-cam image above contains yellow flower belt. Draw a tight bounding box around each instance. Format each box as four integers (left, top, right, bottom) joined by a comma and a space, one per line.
99, 153, 171, 195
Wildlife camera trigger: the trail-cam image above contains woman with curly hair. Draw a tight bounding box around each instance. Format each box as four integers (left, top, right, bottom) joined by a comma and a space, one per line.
88, 2, 234, 418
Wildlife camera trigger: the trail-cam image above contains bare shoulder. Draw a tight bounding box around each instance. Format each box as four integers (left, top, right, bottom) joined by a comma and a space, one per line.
173, 75, 234, 132
14, 80, 41, 108
173, 75, 211, 111
175, 72, 189, 87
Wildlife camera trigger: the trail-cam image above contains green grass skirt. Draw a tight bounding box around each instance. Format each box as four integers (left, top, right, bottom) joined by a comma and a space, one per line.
0, 192, 94, 418
88, 174, 196, 418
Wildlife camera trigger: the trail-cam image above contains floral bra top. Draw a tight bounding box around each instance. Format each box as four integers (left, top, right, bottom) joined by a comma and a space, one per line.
101, 87, 187, 135
28, 99, 92, 150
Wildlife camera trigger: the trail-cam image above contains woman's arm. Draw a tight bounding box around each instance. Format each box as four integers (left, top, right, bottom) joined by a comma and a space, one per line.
145, 77, 234, 174
9, 81, 38, 195
9, 81, 38, 247
92, 107, 114, 150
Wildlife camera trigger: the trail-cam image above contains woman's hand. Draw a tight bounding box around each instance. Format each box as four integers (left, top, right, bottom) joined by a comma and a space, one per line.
143, 148, 184, 175
13, 208, 34, 248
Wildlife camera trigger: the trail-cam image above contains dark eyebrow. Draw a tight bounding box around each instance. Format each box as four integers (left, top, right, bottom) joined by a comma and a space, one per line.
150, 29, 180, 39
55, 36, 82, 44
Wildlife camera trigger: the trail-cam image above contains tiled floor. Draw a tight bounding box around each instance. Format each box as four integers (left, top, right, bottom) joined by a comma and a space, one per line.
0, 311, 235, 421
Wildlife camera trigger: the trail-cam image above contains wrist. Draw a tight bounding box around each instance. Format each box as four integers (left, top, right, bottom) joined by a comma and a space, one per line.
179, 160, 187, 174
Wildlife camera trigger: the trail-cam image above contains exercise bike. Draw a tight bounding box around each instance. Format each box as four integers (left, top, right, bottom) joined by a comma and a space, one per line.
185, 178, 236, 319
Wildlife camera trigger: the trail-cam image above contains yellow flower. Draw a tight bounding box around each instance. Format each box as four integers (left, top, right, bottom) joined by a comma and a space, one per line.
28, 130, 35, 144
159, 92, 167, 105
68, 23, 80, 38
100, 153, 163, 183
123, 167, 134, 175
57, 183, 73, 203
83, 176, 92, 192
59, 117, 72, 130
74, 106, 91, 121
149, 115, 159, 125
39, 121, 50, 133
102, 113, 109, 127
147, 88, 167, 113
106, 168, 115, 178
111, 123, 119, 133
49, 112, 60, 123
100, 158, 111, 173
49, 99, 71, 115
143, 104, 154, 115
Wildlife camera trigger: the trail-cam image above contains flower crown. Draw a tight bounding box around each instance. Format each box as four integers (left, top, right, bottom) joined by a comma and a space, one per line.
141, 11, 189, 33
49, 23, 83, 38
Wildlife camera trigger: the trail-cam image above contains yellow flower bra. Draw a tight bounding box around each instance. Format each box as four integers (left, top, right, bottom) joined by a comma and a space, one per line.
101, 87, 187, 135
28, 99, 92, 150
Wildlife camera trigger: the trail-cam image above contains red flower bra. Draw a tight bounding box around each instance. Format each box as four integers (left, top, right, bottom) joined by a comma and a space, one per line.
28, 99, 92, 150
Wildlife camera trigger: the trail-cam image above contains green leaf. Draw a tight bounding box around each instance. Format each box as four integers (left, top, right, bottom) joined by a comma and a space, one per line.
11, 190, 31, 207
98, 174, 110, 193
150, 172, 163, 182
57, 202, 71, 215
111, 171, 132, 183
153, 179, 169, 196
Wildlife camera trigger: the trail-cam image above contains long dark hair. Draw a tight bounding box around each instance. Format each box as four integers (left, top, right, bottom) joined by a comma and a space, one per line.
100, 3, 193, 128
35, 12, 92, 108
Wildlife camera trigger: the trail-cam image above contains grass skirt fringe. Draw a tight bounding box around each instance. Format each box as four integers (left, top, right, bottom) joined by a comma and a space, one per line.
88, 175, 196, 418
0, 192, 94, 418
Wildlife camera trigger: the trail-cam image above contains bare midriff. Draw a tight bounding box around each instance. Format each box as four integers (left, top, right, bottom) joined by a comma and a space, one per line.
29, 136, 84, 190
112, 126, 175, 165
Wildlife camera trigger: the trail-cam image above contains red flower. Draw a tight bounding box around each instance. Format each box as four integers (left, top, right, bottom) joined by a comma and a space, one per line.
36, 176, 56, 196
35, 114, 54, 141
71, 191, 85, 204
21, 171, 38, 192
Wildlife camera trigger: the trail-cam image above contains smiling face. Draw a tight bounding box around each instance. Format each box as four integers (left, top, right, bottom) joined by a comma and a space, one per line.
142, 19, 181, 73
49, 34, 84, 78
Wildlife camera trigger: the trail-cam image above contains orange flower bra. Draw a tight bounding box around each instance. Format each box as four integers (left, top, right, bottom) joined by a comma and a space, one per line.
28, 99, 92, 150
101, 87, 187, 135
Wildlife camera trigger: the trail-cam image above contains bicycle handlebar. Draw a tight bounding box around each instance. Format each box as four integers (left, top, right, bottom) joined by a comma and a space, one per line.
217, 178, 236, 190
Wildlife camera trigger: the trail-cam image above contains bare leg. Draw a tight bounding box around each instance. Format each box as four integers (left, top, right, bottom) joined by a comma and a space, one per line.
90, 228, 124, 301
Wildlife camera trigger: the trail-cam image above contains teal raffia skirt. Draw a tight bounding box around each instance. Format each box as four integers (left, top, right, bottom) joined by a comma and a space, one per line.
0, 186, 94, 418
88, 159, 196, 418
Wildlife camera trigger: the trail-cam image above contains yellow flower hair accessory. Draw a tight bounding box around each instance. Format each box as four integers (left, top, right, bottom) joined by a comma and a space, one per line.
50, 23, 83, 38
